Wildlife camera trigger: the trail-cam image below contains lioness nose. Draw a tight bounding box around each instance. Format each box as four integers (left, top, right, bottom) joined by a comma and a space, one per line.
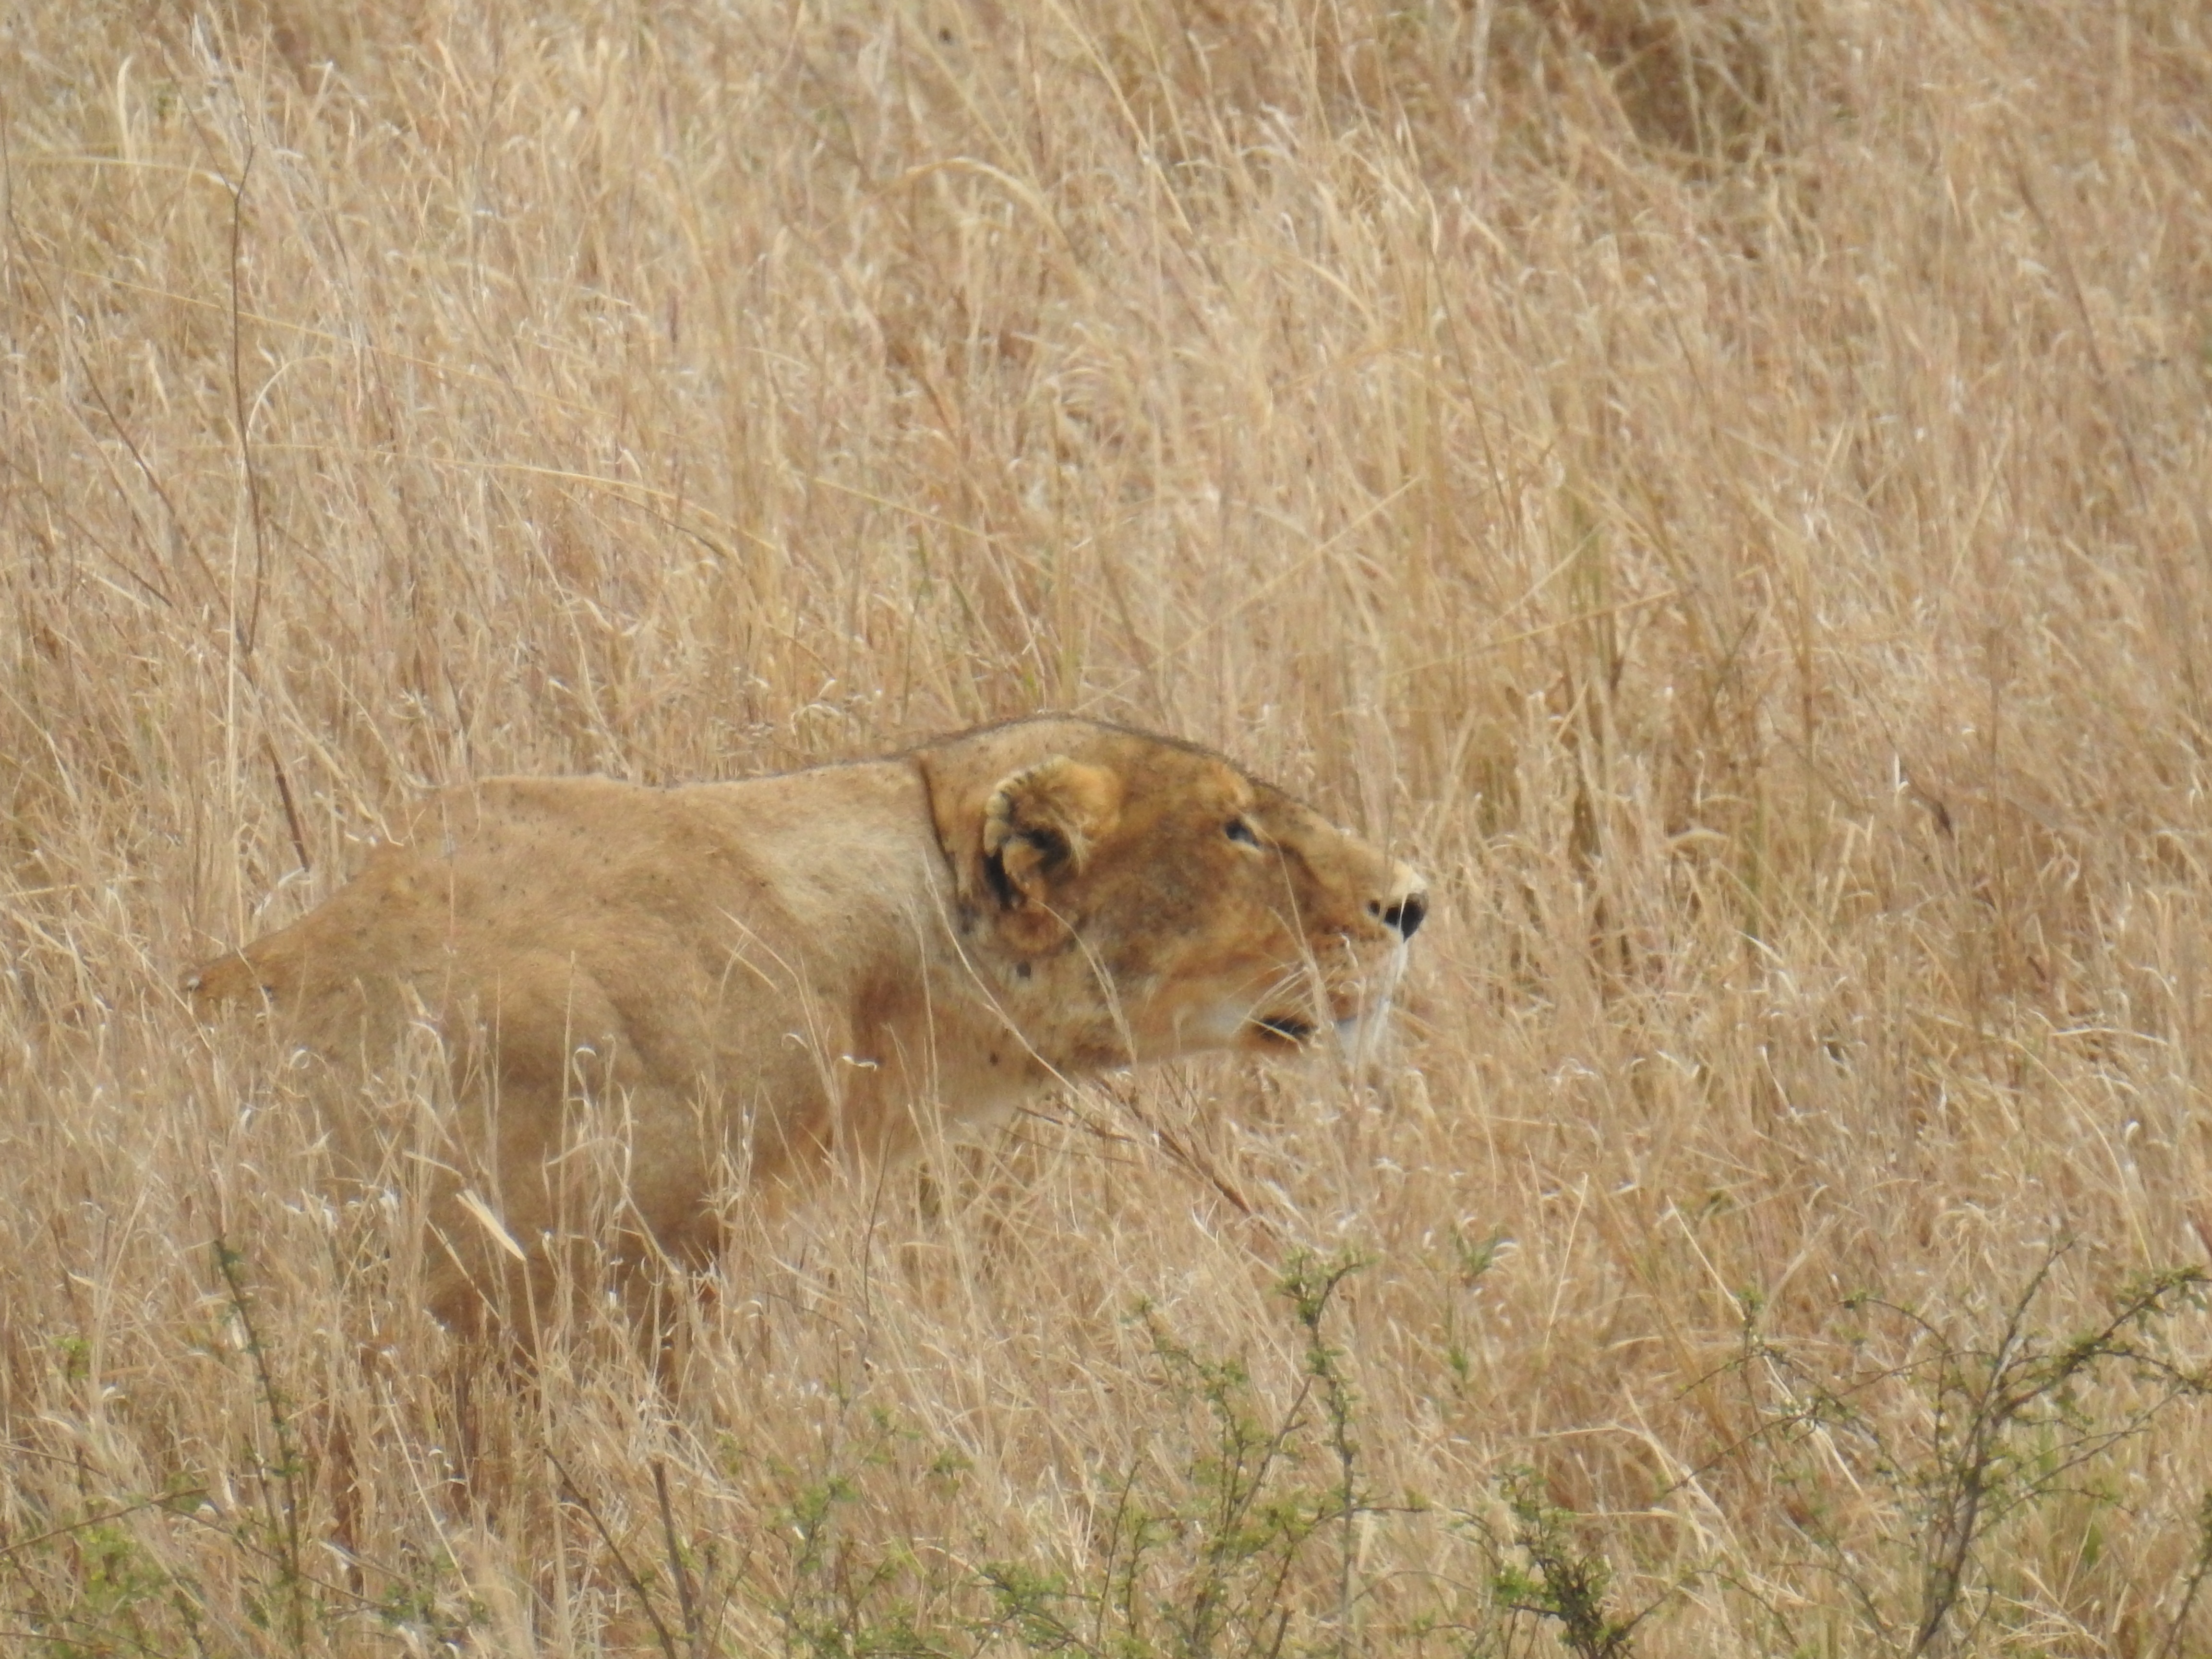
1371, 890, 1427, 939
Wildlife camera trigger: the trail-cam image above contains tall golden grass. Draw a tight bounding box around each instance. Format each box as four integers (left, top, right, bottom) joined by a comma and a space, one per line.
6, 0, 2212, 1651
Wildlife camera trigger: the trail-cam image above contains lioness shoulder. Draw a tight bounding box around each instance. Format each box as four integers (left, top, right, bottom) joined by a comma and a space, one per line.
189, 718, 1425, 1319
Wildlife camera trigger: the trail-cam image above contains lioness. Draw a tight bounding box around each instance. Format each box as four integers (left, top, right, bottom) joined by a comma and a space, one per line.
190, 718, 1425, 1323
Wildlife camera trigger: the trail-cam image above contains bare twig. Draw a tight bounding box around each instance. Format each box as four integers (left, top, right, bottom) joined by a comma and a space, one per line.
653, 1459, 704, 1658
549, 1448, 682, 1659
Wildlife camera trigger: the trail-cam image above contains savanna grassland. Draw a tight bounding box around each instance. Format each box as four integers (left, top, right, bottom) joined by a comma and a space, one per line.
7, 1, 2212, 1653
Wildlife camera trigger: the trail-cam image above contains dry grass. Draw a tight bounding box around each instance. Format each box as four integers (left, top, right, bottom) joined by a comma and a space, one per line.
7, 0, 2212, 1652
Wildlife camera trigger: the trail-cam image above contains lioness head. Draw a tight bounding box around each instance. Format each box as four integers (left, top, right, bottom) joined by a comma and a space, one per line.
919, 719, 1426, 1067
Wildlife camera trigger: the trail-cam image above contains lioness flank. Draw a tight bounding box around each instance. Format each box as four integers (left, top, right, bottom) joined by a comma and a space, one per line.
189, 718, 1426, 1321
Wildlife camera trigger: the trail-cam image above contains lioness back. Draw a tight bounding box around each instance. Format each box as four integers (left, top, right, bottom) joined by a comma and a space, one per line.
190, 718, 1425, 1323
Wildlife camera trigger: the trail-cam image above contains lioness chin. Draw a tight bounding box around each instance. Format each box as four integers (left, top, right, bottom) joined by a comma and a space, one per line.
190, 717, 1426, 1328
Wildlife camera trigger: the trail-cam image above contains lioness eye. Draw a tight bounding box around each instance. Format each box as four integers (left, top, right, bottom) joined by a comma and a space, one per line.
1226, 818, 1262, 848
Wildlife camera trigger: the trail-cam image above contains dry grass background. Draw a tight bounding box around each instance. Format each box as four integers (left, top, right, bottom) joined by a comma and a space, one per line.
6, 0, 2212, 1652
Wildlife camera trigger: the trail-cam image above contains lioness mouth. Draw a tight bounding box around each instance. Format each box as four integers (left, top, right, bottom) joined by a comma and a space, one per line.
1253, 1014, 1316, 1044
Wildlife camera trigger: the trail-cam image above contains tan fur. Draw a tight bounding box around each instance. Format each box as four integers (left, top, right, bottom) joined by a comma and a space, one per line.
189, 718, 1426, 1324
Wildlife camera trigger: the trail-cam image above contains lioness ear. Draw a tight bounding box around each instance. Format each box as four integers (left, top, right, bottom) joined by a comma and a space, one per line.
980, 757, 1124, 911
